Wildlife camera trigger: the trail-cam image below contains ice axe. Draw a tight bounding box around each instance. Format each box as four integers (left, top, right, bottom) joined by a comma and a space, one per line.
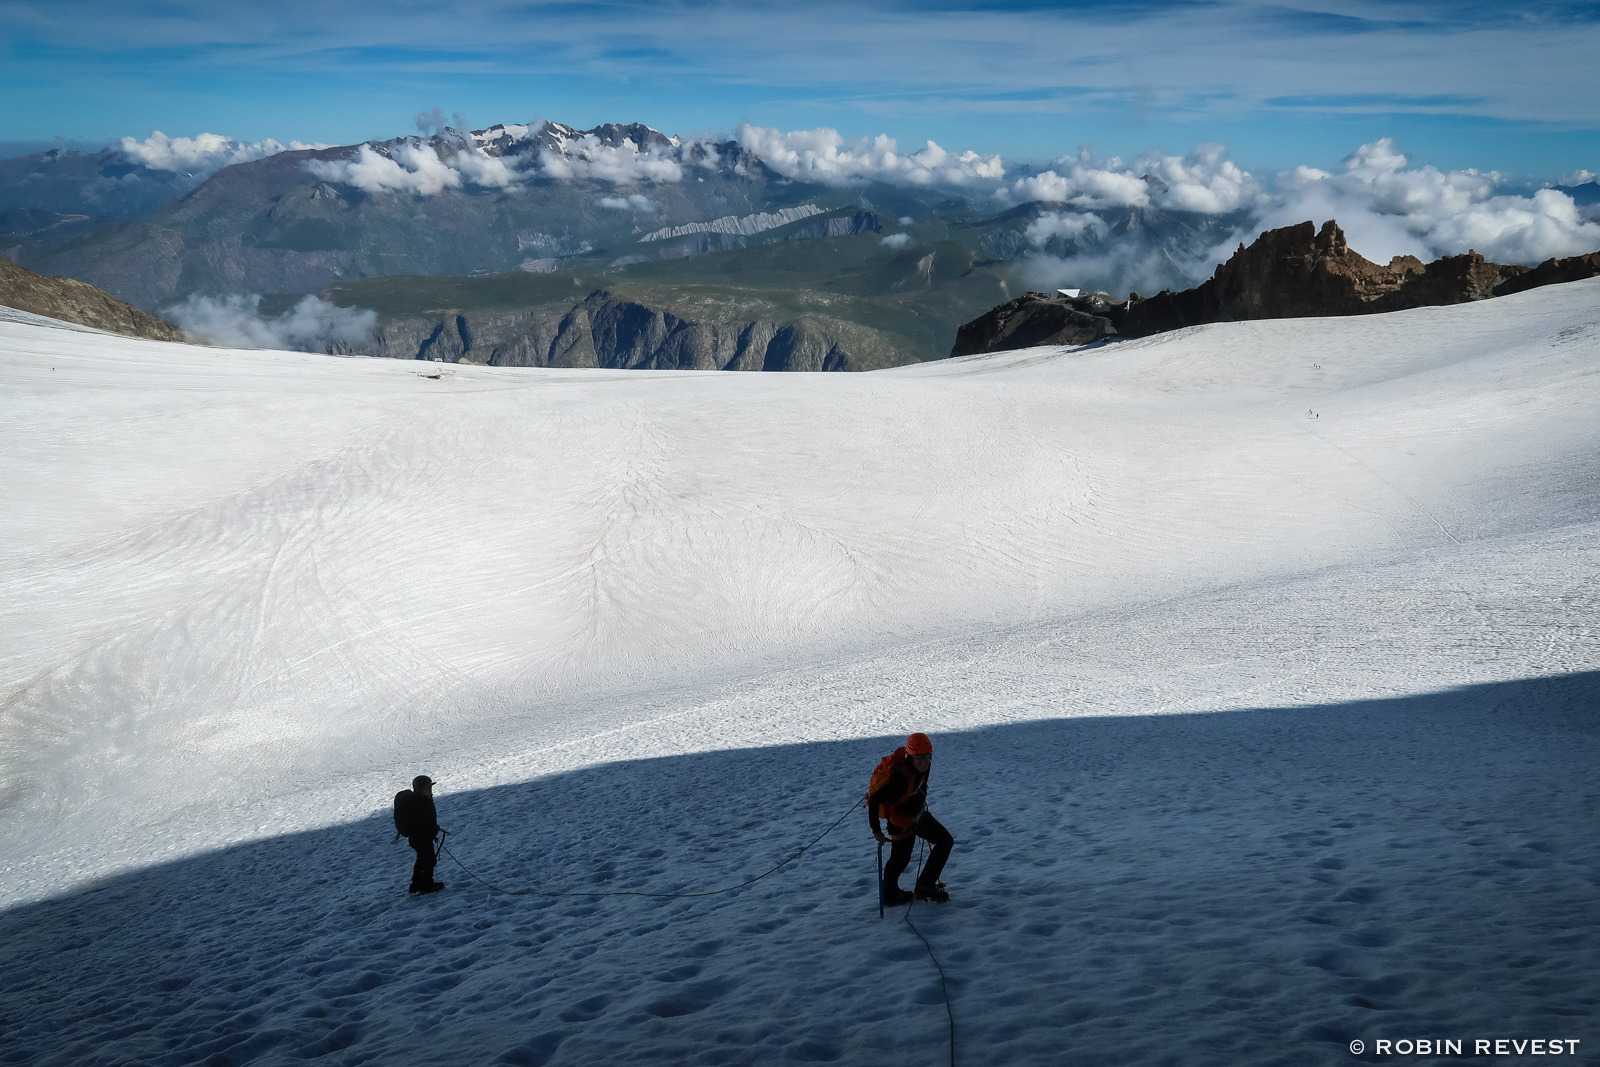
876, 841, 885, 919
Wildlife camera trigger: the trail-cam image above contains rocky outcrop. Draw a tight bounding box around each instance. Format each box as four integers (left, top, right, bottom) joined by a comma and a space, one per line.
777, 211, 883, 242
952, 220, 1600, 356
641, 205, 825, 242
1493, 251, 1600, 297
951, 290, 1119, 357
1118, 220, 1530, 337
331, 289, 913, 372
0, 255, 184, 341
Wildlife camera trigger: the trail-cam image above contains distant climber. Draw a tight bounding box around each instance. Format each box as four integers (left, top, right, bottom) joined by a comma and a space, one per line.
868, 733, 954, 905
394, 775, 445, 895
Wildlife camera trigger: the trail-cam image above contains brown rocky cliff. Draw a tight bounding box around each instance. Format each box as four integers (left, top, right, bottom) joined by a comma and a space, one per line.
1119, 220, 1532, 337
0, 256, 185, 342
950, 219, 1599, 357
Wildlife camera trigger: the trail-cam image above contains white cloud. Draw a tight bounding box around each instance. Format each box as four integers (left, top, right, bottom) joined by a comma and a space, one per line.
165, 294, 377, 351
880, 233, 911, 248
539, 135, 684, 184
450, 149, 527, 190
1018, 240, 1225, 301
1558, 169, 1597, 187
1259, 139, 1600, 264
1024, 212, 1109, 246
118, 131, 326, 177
1427, 188, 1600, 264
1141, 144, 1258, 214
304, 142, 528, 196
414, 107, 468, 136
733, 124, 1004, 187
597, 194, 662, 212
1003, 145, 1262, 214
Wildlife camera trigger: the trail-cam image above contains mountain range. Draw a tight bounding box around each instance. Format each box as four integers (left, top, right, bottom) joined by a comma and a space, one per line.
0, 121, 1247, 365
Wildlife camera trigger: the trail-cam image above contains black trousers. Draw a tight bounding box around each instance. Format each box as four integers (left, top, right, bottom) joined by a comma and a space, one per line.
409, 834, 437, 888
883, 813, 953, 890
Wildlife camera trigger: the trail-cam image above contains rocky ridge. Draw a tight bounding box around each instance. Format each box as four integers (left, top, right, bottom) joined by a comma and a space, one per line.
328, 288, 915, 372
0, 256, 184, 342
952, 220, 1600, 356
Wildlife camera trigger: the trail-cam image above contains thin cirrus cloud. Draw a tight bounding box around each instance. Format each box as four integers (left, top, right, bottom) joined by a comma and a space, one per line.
6, 1, 1600, 144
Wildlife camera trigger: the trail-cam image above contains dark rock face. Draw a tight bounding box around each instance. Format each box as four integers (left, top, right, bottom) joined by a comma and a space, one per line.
952, 220, 1600, 357
1494, 251, 1600, 297
1119, 220, 1530, 337
0, 255, 184, 342
331, 289, 909, 372
950, 291, 1118, 357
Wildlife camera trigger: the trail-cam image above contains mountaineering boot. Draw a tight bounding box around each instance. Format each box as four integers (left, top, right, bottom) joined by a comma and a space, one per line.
409, 881, 445, 895
914, 882, 949, 903
883, 886, 914, 907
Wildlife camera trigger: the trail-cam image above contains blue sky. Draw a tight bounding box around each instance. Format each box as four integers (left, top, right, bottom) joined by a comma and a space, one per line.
3, 0, 1598, 179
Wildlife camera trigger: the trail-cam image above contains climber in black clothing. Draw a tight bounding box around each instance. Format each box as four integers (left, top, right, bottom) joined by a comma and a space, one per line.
868, 733, 953, 905
393, 775, 445, 895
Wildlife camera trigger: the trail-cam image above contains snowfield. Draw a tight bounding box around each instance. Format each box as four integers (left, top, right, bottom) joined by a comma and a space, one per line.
1, 283, 1597, 1066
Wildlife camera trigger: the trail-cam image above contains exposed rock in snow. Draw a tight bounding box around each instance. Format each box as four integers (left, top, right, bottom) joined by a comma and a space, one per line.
641, 204, 826, 242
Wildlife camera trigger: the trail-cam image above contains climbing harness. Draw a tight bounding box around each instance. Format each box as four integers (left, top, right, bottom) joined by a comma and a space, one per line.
439, 794, 863, 900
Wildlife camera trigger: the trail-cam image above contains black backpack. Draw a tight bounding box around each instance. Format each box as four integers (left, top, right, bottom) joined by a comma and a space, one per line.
393, 789, 418, 837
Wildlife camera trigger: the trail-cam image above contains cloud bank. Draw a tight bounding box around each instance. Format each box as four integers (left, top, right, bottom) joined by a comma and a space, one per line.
287, 118, 1598, 273
165, 294, 377, 352
286, 117, 1596, 293
734, 124, 1004, 186
1003, 144, 1261, 214
304, 142, 529, 196
539, 134, 685, 184
1014, 138, 1600, 296
119, 132, 326, 178
1260, 139, 1600, 264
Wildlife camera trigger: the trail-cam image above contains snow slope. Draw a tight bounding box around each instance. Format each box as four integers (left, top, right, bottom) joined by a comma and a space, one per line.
1, 283, 1597, 1065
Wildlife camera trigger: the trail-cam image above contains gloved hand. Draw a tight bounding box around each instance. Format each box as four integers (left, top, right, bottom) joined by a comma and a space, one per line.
873, 829, 889, 845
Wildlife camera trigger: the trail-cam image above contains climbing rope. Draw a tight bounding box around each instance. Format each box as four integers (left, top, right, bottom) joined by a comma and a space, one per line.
905, 836, 957, 1067
438, 793, 864, 900
439, 792, 957, 1067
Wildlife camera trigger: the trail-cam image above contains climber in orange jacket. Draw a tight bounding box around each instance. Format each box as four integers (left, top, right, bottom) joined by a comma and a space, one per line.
868, 732, 953, 904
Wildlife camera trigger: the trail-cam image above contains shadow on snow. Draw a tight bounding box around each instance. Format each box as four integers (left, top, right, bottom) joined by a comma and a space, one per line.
3, 672, 1597, 1066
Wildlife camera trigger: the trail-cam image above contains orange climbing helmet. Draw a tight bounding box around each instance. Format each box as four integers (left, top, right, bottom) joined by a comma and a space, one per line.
905, 732, 933, 755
